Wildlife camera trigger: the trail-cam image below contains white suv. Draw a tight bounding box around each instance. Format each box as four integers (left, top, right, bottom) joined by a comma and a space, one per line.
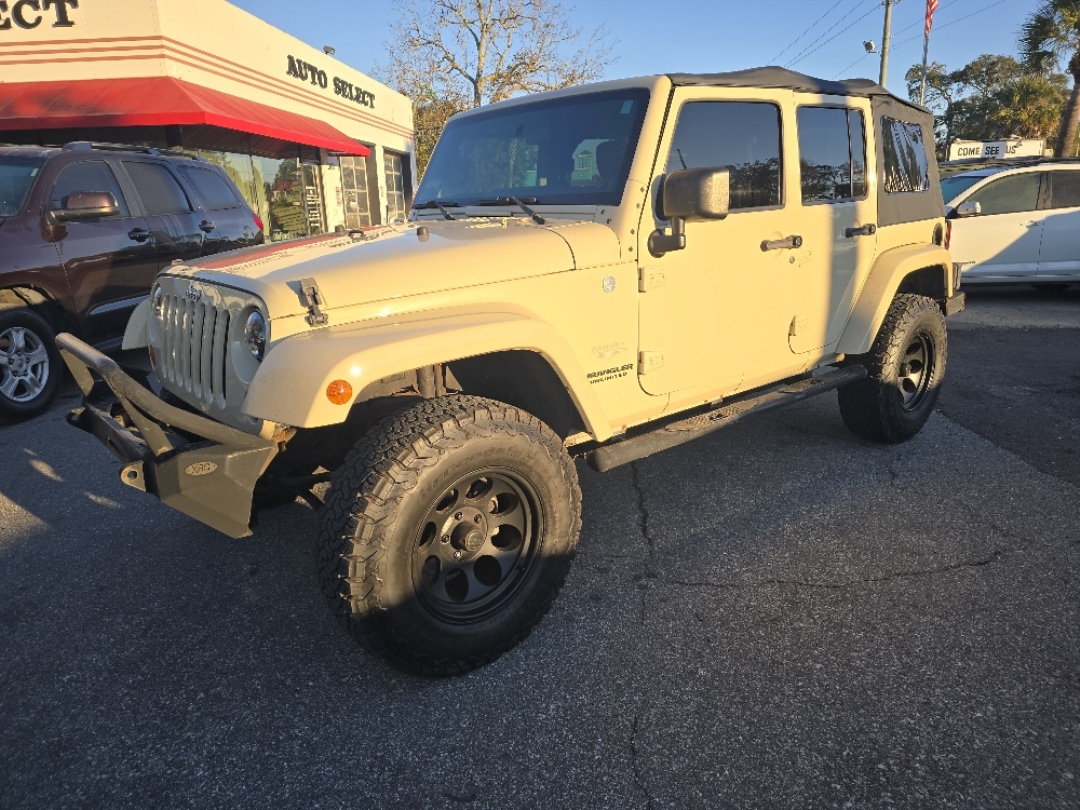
944, 160, 1080, 290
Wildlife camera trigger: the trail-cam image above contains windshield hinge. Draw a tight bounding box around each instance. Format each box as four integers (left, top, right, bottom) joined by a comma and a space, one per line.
299, 278, 329, 326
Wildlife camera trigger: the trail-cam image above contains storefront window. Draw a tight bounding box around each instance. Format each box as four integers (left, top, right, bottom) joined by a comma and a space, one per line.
302, 162, 326, 235
384, 150, 407, 222
340, 155, 372, 229
252, 156, 306, 241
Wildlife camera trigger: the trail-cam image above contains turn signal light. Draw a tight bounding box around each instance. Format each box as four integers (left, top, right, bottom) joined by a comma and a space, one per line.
326, 379, 353, 405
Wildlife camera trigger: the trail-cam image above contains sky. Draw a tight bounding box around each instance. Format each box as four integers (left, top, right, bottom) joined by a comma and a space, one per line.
230, 0, 1045, 95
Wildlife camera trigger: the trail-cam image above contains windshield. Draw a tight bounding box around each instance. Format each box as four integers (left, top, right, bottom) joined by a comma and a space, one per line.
0, 156, 45, 217
415, 88, 650, 208
940, 173, 989, 205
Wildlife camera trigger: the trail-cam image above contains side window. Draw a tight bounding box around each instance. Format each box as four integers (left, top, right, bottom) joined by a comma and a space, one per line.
50, 161, 129, 216
966, 173, 1042, 216
122, 161, 193, 216
881, 117, 930, 194
1048, 171, 1080, 210
666, 101, 782, 210
797, 106, 867, 203
178, 166, 241, 210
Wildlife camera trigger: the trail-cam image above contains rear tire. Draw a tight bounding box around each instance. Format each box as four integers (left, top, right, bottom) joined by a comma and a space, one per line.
317, 396, 581, 676
838, 294, 946, 443
0, 308, 63, 424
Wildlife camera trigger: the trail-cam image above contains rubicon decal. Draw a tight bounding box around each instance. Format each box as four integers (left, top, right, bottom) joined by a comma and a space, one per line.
588, 363, 633, 385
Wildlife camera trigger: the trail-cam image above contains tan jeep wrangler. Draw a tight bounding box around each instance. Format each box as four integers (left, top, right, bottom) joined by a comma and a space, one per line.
59, 67, 963, 675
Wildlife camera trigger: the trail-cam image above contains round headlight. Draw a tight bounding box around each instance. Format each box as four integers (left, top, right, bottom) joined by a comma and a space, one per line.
243, 310, 266, 361
151, 286, 164, 317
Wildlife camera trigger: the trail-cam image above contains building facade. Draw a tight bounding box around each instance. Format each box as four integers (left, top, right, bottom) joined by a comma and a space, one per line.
0, 0, 415, 240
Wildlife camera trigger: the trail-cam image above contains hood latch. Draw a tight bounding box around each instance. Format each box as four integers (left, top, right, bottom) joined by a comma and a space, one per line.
299, 278, 329, 326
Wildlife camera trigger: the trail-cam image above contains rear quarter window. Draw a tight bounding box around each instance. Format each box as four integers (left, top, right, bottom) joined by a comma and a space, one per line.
179, 166, 243, 210
881, 117, 930, 194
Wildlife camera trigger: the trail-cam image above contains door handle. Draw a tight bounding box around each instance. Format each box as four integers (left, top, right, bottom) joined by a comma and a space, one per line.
761, 235, 803, 251
199, 220, 217, 233
127, 228, 152, 242
845, 223, 877, 238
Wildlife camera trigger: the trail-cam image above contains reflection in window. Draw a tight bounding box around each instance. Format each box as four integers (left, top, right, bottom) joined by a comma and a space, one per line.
796, 107, 867, 203
51, 161, 129, 216
882, 117, 930, 193
666, 101, 782, 210
340, 155, 372, 229
966, 173, 1042, 216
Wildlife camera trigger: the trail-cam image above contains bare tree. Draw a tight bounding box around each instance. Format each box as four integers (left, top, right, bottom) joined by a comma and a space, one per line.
378, 0, 615, 174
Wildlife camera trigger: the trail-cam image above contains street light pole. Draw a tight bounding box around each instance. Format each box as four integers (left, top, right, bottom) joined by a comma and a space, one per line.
879, 0, 895, 87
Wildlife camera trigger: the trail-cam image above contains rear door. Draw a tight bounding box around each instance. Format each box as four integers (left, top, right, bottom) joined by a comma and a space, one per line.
177, 163, 260, 254
120, 159, 205, 269
949, 171, 1045, 282
49, 159, 157, 343
1036, 169, 1080, 282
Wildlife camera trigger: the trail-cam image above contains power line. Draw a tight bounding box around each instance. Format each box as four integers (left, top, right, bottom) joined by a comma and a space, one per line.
832, 52, 876, 80
788, 1, 880, 69
768, 0, 849, 65
785, 0, 873, 68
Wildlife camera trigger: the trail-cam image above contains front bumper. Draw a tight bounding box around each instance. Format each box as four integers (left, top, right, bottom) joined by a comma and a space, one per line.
57, 333, 277, 538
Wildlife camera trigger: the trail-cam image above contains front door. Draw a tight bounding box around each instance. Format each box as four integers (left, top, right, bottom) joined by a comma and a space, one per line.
637, 89, 801, 397
49, 159, 158, 343
950, 171, 1045, 283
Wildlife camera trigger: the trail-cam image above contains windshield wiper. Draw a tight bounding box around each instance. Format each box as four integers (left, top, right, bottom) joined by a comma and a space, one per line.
412, 199, 460, 220
477, 195, 546, 225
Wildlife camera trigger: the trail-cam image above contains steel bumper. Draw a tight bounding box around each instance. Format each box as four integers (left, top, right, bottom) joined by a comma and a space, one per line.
57, 333, 277, 538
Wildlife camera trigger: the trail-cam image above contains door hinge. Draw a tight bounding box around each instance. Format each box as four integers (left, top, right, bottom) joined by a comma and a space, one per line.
299, 277, 329, 326
638, 267, 667, 292
638, 351, 665, 374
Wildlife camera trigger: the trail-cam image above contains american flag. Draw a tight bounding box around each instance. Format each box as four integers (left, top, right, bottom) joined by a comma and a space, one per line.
925, 0, 939, 37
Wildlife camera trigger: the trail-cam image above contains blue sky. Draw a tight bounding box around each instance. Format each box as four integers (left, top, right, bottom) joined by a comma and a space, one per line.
231, 0, 1043, 96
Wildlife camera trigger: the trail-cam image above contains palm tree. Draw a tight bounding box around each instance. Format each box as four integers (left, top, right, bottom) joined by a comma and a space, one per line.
1020, 0, 1080, 157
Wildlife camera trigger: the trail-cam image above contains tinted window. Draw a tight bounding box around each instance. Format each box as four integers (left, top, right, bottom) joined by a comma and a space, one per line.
0, 156, 45, 217
416, 89, 649, 207
50, 161, 129, 216
122, 161, 192, 215
797, 106, 867, 203
966, 173, 1042, 216
940, 173, 988, 204
179, 166, 241, 210
667, 101, 782, 210
881, 117, 930, 193
1049, 171, 1080, 209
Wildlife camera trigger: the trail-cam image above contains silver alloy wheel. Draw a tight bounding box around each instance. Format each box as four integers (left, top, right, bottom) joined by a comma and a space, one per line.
0, 326, 51, 403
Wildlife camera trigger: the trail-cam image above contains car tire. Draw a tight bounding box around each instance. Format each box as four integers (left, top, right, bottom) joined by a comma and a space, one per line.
0, 307, 63, 425
838, 293, 946, 444
317, 395, 582, 676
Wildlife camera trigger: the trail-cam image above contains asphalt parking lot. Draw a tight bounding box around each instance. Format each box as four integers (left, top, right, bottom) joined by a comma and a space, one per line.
1, 286, 1078, 809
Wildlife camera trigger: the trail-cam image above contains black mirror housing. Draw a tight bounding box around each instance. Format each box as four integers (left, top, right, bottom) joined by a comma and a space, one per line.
52, 191, 120, 222
657, 167, 730, 222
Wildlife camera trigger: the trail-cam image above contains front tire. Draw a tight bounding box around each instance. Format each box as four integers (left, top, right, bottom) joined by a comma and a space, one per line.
317, 396, 581, 676
838, 294, 946, 443
0, 308, 63, 424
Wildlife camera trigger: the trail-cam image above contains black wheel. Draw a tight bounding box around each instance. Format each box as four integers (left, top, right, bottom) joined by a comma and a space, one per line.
838, 294, 946, 443
1031, 282, 1071, 293
0, 308, 63, 424
318, 396, 581, 676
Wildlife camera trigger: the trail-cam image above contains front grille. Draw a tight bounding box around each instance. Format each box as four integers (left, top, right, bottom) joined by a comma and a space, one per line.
158, 293, 230, 407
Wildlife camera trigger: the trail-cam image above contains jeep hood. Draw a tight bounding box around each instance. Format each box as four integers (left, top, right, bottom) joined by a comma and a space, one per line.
165, 219, 621, 318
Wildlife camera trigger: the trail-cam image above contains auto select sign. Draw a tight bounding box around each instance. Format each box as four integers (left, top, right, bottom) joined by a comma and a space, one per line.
948, 139, 1046, 161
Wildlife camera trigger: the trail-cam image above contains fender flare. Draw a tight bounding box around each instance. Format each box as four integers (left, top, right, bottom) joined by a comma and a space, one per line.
836, 243, 952, 356
242, 309, 612, 439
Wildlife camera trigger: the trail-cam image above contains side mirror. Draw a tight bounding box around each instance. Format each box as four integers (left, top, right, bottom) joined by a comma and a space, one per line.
955, 200, 981, 218
648, 168, 729, 258
51, 191, 120, 222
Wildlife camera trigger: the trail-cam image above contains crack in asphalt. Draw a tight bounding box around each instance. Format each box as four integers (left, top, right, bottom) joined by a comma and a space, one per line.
630, 462, 656, 624
630, 714, 657, 810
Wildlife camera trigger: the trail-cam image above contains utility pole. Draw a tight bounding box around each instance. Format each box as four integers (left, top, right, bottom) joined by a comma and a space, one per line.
879, 0, 896, 87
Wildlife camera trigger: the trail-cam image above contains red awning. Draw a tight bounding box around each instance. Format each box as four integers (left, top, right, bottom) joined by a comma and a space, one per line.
0, 77, 370, 156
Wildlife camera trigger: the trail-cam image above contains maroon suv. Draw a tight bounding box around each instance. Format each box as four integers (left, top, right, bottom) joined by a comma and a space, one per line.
0, 142, 264, 422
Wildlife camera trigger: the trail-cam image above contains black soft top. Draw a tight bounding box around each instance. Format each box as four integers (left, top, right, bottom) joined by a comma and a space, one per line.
667, 66, 924, 112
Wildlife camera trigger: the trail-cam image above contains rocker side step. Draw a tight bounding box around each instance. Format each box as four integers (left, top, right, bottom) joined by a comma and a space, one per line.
586, 365, 867, 473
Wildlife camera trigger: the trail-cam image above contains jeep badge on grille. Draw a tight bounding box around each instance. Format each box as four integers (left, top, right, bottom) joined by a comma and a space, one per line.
185, 284, 203, 303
